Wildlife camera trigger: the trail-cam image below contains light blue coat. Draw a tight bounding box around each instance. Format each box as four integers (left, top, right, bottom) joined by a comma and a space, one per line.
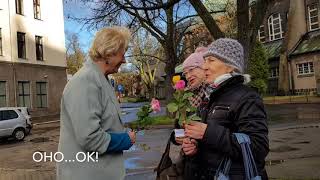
57, 59, 126, 180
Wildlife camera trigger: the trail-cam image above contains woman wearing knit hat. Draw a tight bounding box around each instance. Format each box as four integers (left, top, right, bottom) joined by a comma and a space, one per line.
170, 47, 209, 180
182, 38, 269, 180
182, 47, 208, 108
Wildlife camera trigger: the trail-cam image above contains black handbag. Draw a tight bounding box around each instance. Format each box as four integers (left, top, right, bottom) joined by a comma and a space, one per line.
155, 133, 184, 180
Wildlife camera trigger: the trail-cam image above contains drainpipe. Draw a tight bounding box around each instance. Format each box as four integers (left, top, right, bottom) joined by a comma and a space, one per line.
8, 0, 17, 106
287, 61, 293, 94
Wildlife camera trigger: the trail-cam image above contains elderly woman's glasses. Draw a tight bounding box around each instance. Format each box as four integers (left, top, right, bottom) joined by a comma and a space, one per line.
182, 67, 203, 76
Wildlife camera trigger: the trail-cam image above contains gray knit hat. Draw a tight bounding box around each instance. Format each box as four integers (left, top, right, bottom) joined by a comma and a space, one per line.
203, 38, 244, 73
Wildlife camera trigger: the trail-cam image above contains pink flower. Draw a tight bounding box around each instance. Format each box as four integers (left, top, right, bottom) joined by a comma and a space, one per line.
175, 80, 186, 90
151, 98, 161, 113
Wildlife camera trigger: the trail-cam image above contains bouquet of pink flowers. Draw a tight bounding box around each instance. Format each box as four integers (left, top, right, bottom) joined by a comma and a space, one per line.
167, 75, 200, 126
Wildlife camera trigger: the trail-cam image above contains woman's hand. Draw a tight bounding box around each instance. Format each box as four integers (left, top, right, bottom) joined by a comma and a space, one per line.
185, 121, 207, 140
182, 138, 198, 156
127, 131, 136, 144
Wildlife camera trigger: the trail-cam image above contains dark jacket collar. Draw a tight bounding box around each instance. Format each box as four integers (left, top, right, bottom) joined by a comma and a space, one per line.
208, 75, 244, 104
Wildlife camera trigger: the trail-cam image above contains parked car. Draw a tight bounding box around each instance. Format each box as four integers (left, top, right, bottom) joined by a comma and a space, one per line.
0, 107, 30, 141
16, 107, 32, 134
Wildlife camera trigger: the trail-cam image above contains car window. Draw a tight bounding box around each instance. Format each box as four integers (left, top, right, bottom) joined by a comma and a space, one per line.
0, 110, 19, 121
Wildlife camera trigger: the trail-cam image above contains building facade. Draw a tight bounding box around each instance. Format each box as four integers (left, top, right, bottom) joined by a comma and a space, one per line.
0, 0, 67, 120
259, 0, 320, 95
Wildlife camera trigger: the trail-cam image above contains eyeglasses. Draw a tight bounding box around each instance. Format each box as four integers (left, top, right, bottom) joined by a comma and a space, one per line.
182, 67, 203, 76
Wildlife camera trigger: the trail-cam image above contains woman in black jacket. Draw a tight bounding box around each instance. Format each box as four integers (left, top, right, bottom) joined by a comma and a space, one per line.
182, 38, 269, 180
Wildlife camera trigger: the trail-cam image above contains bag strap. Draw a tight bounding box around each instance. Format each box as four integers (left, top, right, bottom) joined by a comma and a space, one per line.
234, 133, 261, 180
216, 156, 232, 176
155, 132, 173, 174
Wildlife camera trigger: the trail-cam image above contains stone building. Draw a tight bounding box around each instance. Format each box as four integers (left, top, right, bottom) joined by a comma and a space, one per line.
0, 0, 67, 120
259, 0, 320, 95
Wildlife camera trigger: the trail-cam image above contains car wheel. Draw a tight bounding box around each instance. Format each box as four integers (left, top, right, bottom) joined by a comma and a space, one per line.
13, 128, 25, 141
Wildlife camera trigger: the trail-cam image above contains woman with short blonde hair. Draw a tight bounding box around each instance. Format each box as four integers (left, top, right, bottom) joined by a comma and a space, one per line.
89, 26, 131, 61
57, 26, 135, 180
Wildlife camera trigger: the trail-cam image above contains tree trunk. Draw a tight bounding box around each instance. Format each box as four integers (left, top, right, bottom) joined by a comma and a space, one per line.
248, 0, 272, 60
164, 2, 176, 104
278, 0, 292, 94
147, 85, 156, 99
163, 46, 176, 104
237, 0, 250, 70
278, 54, 290, 94
189, 0, 225, 39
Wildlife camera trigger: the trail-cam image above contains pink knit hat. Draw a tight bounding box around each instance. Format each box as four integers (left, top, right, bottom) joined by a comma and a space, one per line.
182, 47, 208, 70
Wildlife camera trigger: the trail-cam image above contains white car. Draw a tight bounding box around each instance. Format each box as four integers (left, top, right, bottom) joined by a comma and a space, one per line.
16, 107, 32, 134
0, 107, 30, 141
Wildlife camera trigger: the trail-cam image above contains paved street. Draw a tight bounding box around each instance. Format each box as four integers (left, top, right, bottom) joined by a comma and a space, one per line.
0, 103, 319, 180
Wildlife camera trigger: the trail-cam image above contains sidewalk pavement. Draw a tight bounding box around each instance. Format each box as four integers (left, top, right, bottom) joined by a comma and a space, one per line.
0, 168, 55, 180
125, 122, 320, 180
0, 122, 319, 180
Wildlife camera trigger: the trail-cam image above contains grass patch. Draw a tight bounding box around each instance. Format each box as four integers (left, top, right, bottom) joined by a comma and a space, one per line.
127, 115, 173, 129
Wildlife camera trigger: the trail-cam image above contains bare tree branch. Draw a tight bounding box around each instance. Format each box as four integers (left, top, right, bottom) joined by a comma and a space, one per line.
113, 0, 180, 11
127, 54, 166, 63
175, 9, 226, 25
189, 0, 225, 39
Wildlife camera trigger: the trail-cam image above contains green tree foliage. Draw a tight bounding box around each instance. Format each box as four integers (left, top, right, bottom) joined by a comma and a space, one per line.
247, 41, 269, 94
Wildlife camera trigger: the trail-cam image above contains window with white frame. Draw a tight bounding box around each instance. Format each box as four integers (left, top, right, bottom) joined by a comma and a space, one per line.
270, 67, 279, 78
268, 13, 284, 41
297, 62, 314, 75
0, 81, 6, 107
18, 81, 31, 107
258, 25, 266, 42
307, 4, 319, 31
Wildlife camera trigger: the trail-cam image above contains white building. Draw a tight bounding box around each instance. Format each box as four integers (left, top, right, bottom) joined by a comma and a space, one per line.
0, 0, 67, 120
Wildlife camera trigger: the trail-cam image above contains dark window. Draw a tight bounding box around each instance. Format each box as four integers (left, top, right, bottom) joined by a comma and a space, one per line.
0, 81, 6, 107
15, 0, 23, 15
35, 36, 43, 61
269, 67, 279, 78
33, 0, 41, 19
18, 81, 31, 107
0, 110, 18, 121
36, 82, 47, 108
0, 28, 3, 56
17, 32, 26, 59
